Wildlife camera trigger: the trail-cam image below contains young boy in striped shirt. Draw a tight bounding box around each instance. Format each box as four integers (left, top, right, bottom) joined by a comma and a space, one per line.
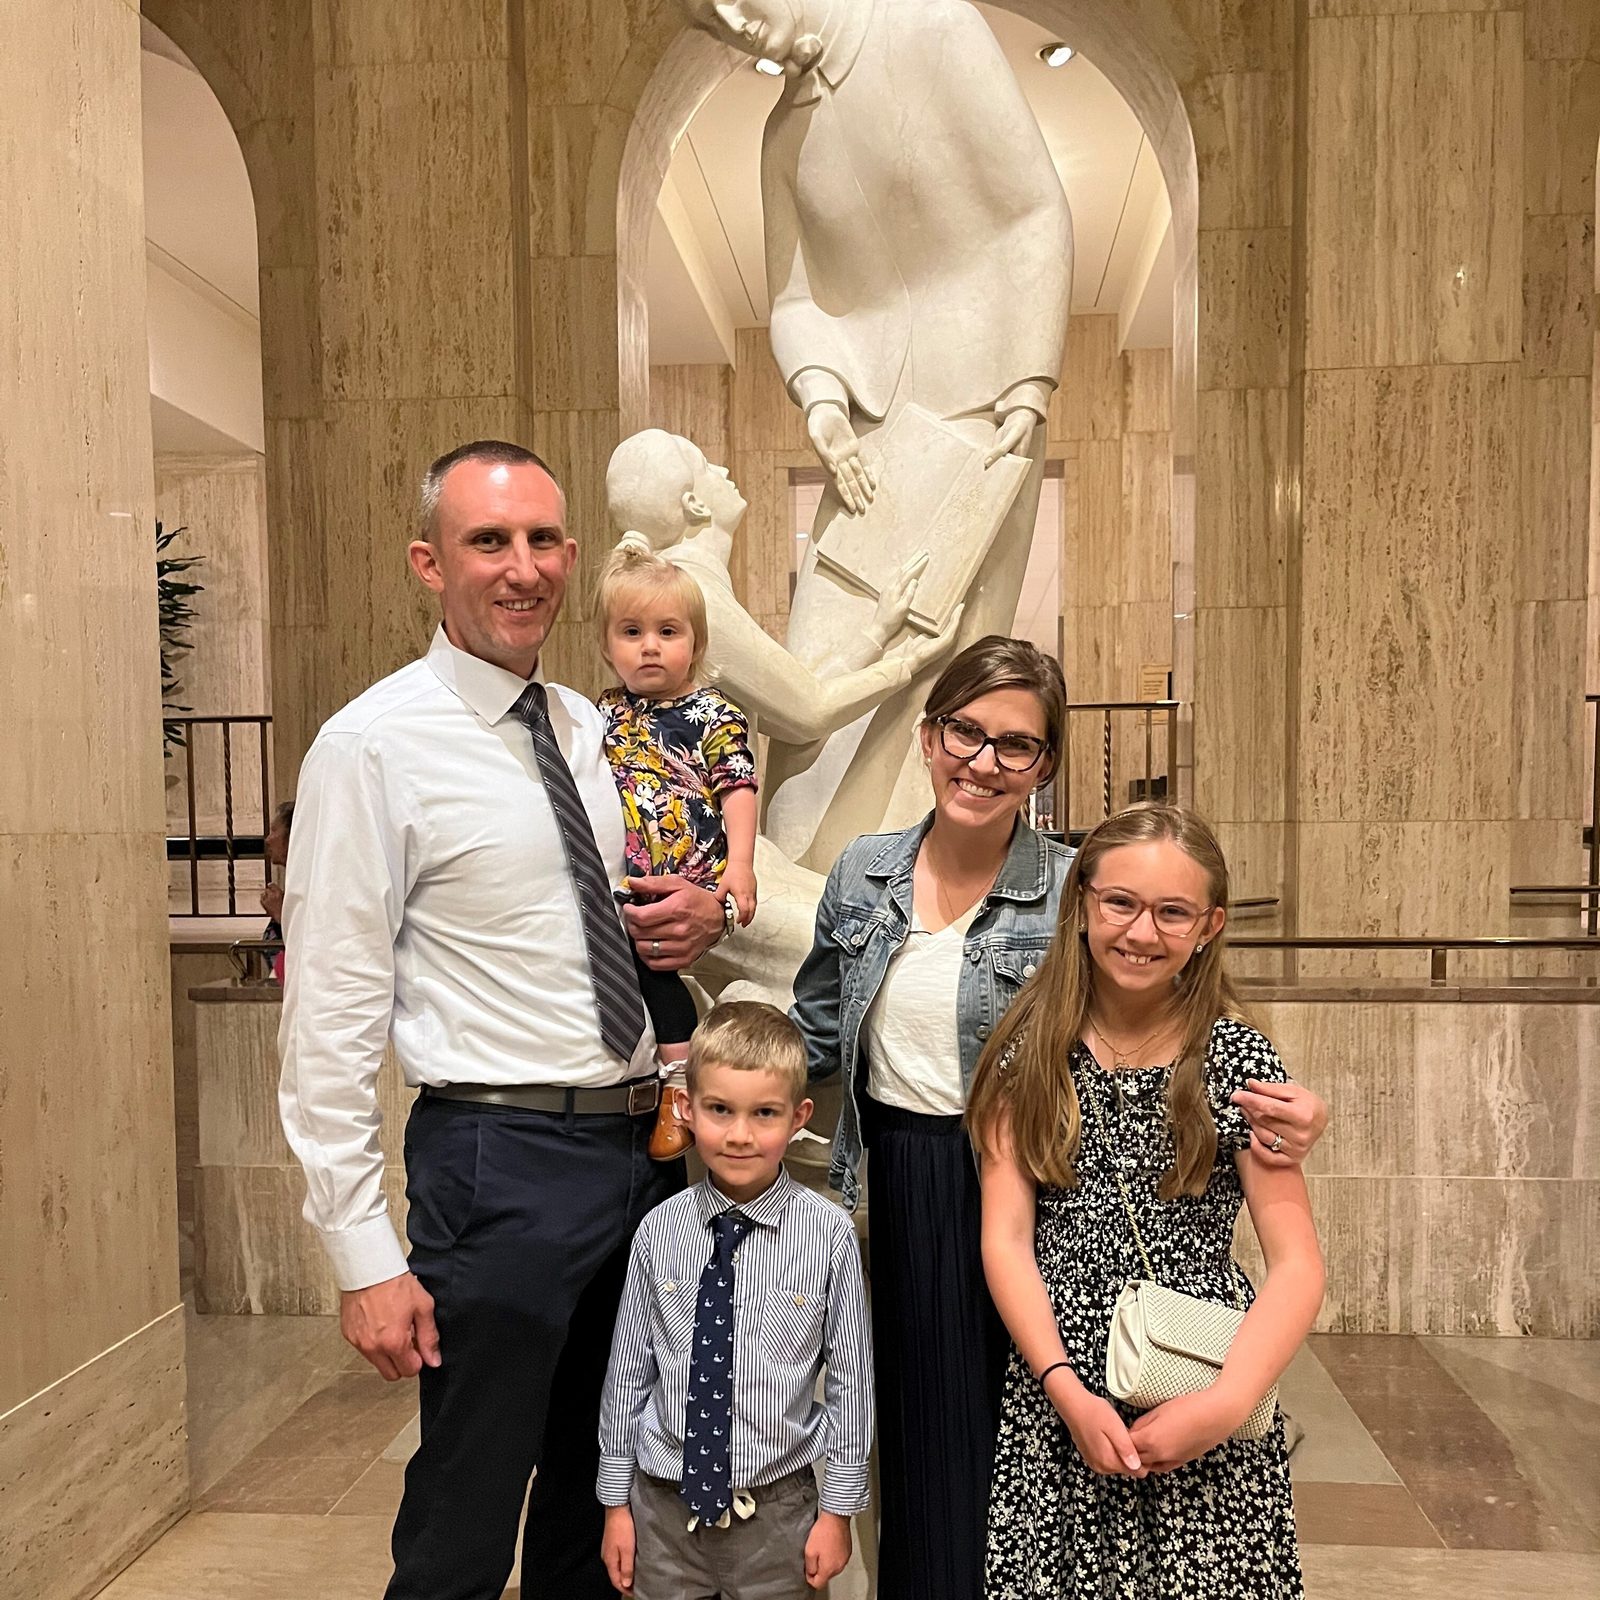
597, 1001, 874, 1597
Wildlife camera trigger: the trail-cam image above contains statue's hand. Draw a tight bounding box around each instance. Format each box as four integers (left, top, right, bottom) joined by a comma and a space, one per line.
893, 603, 965, 677
984, 409, 1036, 467
867, 550, 929, 647
807, 403, 877, 513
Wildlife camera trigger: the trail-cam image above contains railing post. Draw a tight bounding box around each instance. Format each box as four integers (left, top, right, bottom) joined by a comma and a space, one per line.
183, 724, 200, 917
1430, 946, 1448, 985
1061, 709, 1072, 841
1102, 711, 1112, 818
1589, 697, 1599, 938
222, 722, 237, 915
259, 719, 273, 897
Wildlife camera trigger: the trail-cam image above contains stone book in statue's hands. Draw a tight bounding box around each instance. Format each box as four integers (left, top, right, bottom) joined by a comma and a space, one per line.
812, 404, 1030, 635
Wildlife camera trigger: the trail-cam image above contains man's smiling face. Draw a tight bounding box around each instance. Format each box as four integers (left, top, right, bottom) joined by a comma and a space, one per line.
409, 458, 577, 679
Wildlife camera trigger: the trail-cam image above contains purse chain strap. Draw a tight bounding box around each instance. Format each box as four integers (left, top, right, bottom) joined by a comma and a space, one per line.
1081, 1059, 1245, 1314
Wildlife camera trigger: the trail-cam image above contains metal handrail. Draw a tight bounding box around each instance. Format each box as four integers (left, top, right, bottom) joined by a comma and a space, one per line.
1229, 934, 1599, 985
169, 714, 274, 917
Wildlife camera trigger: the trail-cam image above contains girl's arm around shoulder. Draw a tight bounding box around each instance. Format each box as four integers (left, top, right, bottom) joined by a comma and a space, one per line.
979, 1109, 1146, 1478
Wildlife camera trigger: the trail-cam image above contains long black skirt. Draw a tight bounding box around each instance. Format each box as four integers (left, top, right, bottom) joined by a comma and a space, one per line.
862, 1093, 1011, 1600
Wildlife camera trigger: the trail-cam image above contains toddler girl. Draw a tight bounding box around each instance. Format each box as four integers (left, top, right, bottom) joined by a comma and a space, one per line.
968, 803, 1324, 1599
597, 544, 757, 1159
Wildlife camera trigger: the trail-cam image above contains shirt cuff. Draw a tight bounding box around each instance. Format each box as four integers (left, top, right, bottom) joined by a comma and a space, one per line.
321, 1215, 411, 1292
819, 1459, 871, 1517
995, 378, 1054, 421
790, 366, 851, 414
597, 1454, 637, 1507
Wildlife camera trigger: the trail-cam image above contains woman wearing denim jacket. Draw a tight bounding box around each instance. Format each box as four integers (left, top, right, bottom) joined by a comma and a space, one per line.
790, 637, 1328, 1600
789, 636, 1069, 1600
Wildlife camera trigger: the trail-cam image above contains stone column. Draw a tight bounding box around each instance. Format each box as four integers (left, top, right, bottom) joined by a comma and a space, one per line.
1296, 0, 1594, 972
0, 2, 186, 1588
1185, 0, 1295, 935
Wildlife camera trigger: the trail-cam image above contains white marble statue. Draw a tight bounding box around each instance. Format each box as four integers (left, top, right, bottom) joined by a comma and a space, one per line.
605, 427, 961, 1006
680, 0, 1073, 870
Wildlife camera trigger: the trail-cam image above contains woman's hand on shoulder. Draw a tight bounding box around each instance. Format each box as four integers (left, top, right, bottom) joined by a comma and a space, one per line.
1126, 1389, 1237, 1473
1231, 1078, 1328, 1167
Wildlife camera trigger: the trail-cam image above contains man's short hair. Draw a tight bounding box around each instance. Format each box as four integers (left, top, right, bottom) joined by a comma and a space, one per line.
418, 440, 556, 542
270, 799, 295, 833
686, 1001, 808, 1104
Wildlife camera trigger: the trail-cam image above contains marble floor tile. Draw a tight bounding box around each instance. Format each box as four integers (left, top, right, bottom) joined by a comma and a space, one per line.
1301, 1545, 1600, 1598
330, 1457, 407, 1518
1292, 1481, 1442, 1548
1420, 1338, 1600, 1550
198, 1450, 374, 1516
197, 1369, 420, 1514
184, 1308, 349, 1497
1314, 1335, 1585, 1551
95, 1513, 397, 1598
1288, 1340, 1401, 1486
382, 1410, 421, 1462
1423, 1336, 1600, 1408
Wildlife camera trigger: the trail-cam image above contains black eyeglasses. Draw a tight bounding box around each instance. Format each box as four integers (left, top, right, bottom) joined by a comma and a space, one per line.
936, 715, 1050, 774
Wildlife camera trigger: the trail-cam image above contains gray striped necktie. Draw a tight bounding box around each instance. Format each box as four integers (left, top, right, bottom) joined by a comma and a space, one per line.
514, 681, 647, 1063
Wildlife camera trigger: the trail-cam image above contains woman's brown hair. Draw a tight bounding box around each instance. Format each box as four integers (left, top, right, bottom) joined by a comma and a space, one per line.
967, 803, 1251, 1198
921, 635, 1067, 783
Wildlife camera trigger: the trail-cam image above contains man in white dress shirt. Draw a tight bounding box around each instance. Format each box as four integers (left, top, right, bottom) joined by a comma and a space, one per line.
278, 441, 726, 1600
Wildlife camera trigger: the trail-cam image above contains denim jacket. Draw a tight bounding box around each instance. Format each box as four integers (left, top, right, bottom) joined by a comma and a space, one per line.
789, 814, 1072, 1211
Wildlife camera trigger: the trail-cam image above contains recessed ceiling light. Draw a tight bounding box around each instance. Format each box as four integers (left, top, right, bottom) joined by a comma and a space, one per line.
1039, 43, 1075, 67
754, 57, 784, 75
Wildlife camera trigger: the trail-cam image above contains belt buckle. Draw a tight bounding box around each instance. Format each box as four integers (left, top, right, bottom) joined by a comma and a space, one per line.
627, 1078, 660, 1116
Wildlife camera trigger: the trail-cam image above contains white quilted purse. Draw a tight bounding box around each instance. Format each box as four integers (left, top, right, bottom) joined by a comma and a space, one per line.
1086, 1084, 1277, 1442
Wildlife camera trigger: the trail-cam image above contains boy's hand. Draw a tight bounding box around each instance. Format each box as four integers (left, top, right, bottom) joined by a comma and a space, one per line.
804, 1510, 852, 1589
721, 864, 758, 926
601, 1504, 636, 1593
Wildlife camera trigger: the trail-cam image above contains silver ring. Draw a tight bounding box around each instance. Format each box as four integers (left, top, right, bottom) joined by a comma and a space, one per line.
1269, 1132, 1285, 1155
651, 939, 661, 959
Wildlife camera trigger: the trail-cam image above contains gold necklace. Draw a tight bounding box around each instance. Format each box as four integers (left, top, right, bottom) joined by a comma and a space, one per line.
1089, 1015, 1175, 1072
922, 839, 1004, 928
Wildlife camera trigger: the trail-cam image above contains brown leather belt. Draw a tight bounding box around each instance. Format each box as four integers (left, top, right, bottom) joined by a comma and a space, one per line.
425, 1078, 660, 1116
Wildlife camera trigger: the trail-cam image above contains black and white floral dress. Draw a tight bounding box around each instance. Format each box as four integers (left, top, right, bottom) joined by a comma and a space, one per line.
984, 1018, 1304, 1599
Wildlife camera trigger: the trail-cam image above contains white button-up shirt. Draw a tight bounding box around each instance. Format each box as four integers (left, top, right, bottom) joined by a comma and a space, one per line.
278, 627, 655, 1290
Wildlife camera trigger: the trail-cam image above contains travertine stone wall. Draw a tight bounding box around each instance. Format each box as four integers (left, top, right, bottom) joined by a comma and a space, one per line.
1241, 996, 1600, 1337
1294, 0, 1595, 972
0, 1, 187, 1590
1184, 0, 1296, 943
1052, 317, 1176, 835
191, 993, 411, 1316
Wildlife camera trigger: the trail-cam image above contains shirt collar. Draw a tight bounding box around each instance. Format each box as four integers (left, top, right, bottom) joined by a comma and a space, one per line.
866, 813, 1052, 904
788, 0, 873, 104
425, 625, 544, 726
694, 1167, 798, 1231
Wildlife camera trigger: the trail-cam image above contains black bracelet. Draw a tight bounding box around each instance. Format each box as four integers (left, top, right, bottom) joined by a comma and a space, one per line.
1036, 1360, 1071, 1386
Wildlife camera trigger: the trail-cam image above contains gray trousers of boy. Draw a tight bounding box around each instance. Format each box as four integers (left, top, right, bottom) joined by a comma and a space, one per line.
630, 1466, 820, 1600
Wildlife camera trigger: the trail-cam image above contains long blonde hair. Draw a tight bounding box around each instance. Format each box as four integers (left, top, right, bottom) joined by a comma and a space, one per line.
967, 804, 1251, 1198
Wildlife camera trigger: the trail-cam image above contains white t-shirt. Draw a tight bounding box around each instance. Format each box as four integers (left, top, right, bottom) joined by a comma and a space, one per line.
863, 904, 978, 1115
